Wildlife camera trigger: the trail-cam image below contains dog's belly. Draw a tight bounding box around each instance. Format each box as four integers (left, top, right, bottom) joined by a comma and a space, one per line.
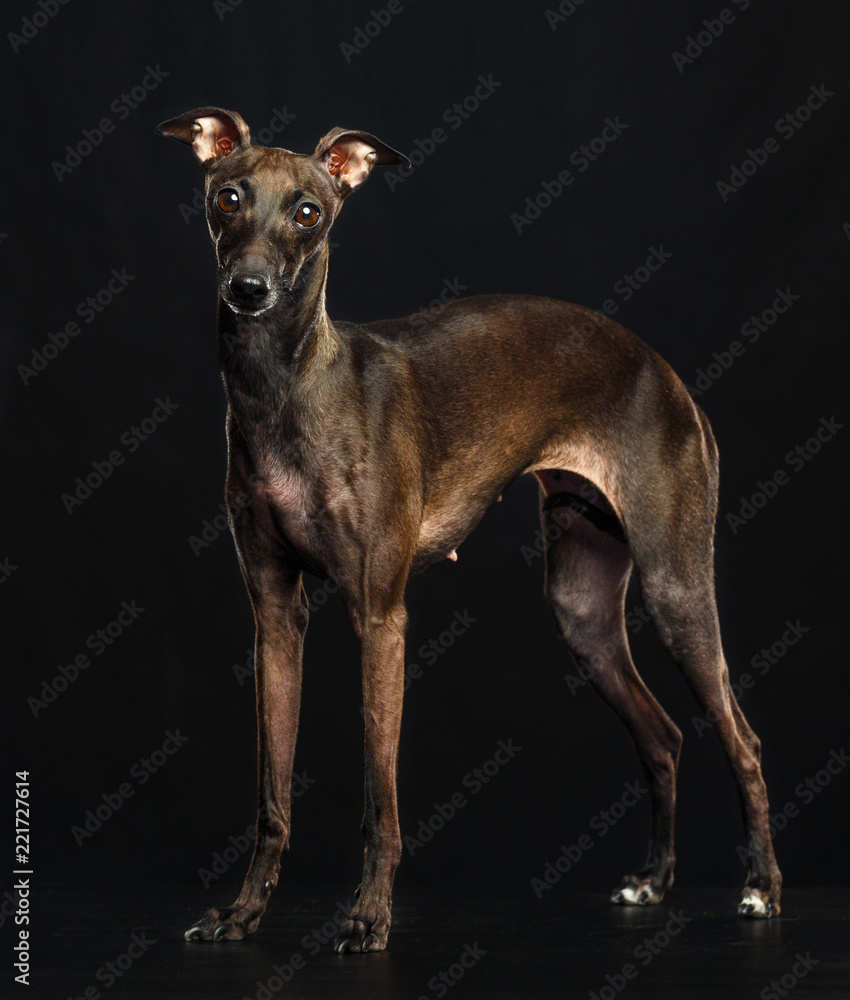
414, 513, 475, 568
412, 488, 502, 575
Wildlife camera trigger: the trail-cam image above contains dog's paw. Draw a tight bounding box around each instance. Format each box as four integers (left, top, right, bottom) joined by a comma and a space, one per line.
610, 874, 666, 907
184, 904, 262, 942
738, 887, 779, 919
333, 904, 391, 954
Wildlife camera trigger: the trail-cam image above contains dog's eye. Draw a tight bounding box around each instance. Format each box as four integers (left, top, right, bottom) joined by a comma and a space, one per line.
216, 189, 240, 213
295, 203, 321, 228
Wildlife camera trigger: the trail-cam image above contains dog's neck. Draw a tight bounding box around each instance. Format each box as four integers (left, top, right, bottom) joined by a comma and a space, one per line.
217, 241, 346, 452
219, 241, 344, 380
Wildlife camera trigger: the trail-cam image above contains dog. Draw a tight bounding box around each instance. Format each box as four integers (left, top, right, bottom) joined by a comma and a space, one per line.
155, 106, 782, 952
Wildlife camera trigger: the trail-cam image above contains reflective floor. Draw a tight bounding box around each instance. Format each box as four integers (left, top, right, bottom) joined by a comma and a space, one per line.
19, 885, 850, 999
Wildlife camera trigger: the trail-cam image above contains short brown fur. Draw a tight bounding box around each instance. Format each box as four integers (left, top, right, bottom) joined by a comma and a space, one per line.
156, 107, 782, 952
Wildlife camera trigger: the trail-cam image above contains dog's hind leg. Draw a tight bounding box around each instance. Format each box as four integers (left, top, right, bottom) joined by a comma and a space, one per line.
539, 471, 683, 905
635, 559, 782, 916
622, 406, 782, 917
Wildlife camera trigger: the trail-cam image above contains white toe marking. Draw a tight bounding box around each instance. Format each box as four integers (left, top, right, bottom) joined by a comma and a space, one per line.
740, 891, 767, 915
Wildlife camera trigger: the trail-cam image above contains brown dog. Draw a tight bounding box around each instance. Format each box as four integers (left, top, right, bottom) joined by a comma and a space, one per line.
156, 106, 782, 952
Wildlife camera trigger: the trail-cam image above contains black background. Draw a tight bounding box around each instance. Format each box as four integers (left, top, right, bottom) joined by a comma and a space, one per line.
5, 0, 849, 939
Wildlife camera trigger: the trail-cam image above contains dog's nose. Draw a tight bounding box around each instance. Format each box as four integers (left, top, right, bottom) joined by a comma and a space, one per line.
229, 271, 271, 305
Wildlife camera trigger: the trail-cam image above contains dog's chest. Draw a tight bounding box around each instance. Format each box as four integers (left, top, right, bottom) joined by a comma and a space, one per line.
255, 461, 355, 558
259, 467, 317, 549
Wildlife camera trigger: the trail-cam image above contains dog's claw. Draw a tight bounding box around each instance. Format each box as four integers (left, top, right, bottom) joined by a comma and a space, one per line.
740, 904, 754, 916
184, 926, 202, 941
353, 886, 361, 899
638, 890, 649, 904
213, 925, 228, 942
263, 879, 274, 894
336, 938, 351, 955
611, 891, 624, 904
363, 933, 379, 951
765, 902, 776, 917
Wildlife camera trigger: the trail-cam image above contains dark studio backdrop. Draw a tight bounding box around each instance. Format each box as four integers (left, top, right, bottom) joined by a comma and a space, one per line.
4, 0, 849, 954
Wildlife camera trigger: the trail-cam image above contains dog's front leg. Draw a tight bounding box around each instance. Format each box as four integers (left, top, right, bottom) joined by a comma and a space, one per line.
185, 533, 307, 942
335, 601, 408, 953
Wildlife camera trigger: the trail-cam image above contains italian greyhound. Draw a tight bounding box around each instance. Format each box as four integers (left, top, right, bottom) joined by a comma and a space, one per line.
156, 106, 782, 952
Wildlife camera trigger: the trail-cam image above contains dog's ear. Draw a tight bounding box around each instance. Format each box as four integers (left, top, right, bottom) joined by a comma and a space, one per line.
314, 128, 409, 195
155, 107, 251, 166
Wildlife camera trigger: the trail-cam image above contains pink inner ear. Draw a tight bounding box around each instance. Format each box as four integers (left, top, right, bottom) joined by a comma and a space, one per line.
192, 115, 240, 162
326, 145, 347, 177
324, 139, 377, 190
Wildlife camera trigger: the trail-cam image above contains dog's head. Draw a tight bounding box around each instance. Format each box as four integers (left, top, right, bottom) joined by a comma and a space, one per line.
155, 107, 408, 316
